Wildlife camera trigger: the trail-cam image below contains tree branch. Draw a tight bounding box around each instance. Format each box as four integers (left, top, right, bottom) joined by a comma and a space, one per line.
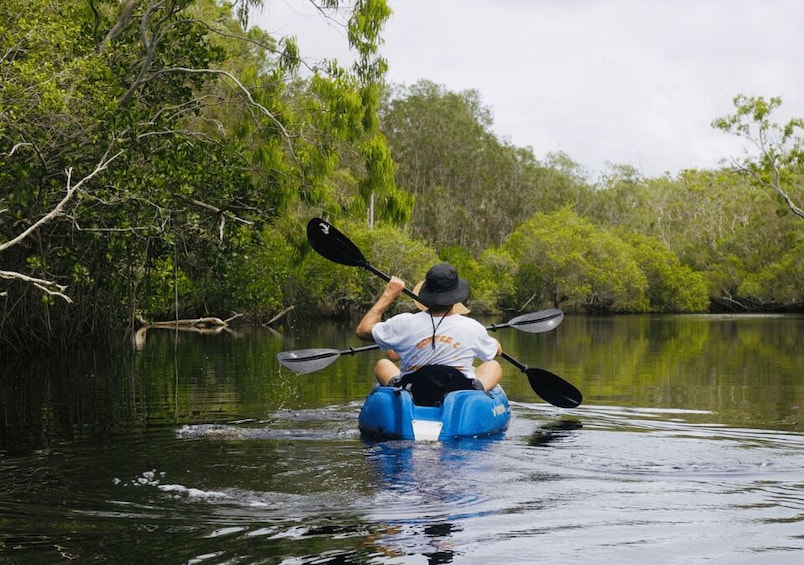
96, 0, 139, 52
730, 157, 804, 219
0, 270, 73, 303
0, 148, 122, 253
0, 147, 122, 302
159, 67, 294, 146
6, 142, 32, 157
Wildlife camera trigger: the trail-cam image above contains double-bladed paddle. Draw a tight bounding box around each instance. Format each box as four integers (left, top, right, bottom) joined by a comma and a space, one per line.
302, 217, 583, 409
278, 308, 564, 374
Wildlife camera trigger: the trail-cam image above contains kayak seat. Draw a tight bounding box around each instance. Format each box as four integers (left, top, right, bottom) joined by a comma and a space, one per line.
393, 365, 483, 407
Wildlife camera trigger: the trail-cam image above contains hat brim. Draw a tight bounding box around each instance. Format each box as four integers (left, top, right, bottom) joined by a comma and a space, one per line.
412, 280, 470, 315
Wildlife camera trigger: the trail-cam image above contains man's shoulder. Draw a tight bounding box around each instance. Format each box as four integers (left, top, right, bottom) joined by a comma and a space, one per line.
451, 314, 486, 330
388, 311, 418, 321
381, 311, 419, 328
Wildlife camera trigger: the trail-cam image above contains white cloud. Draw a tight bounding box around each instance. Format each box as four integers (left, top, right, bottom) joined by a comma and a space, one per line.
254, 0, 804, 178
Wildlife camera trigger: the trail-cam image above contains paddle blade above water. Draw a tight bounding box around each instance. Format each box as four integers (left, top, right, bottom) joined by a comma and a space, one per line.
278, 344, 382, 374
277, 348, 342, 374
306, 218, 367, 267
493, 309, 564, 334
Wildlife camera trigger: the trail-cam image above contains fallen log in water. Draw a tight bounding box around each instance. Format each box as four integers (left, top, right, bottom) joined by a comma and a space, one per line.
136, 313, 243, 330
133, 314, 242, 350
143, 316, 228, 329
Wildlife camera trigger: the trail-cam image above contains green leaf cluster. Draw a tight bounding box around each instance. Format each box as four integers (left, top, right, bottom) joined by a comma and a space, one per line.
500, 208, 649, 312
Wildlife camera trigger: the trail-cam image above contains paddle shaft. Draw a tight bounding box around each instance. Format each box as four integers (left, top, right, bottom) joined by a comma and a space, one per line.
360, 261, 430, 306
500, 351, 526, 371
320, 344, 381, 358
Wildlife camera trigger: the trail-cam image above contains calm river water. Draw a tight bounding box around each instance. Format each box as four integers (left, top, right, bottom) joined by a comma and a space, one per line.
1, 314, 802, 564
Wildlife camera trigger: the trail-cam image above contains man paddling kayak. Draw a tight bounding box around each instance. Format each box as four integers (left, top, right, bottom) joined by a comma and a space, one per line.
355, 263, 503, 402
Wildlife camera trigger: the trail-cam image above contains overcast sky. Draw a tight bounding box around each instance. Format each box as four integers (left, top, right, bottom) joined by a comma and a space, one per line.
256, 0, 804, 179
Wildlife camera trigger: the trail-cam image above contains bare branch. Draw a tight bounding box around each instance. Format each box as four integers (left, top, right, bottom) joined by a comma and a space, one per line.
729, 157, 804, 219
96, 0, 139, 52
0, 148, 123, 253
118, 62, 297, 162
118, 0, 176, 106
0, 147, 122, 303
157, 67, 294, 146
72, 224, 151, 234
191, 16, 317, 74
6, 142, 32, 157
0, 270, 74, 303
188, 198, 255, 244
190, 199, 255, 225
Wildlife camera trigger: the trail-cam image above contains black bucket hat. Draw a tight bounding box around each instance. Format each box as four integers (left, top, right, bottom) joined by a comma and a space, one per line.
414, 263, 470, 311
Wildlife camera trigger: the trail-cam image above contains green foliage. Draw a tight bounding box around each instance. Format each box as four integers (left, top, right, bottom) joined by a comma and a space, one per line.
142, 256, 199, 317
738, 241, 804, 308
222, 226, 294, 320
359, 134, 413, 224
588, 161, 801, 312
618, 231, 710, 312
501, 208, 652, 313
478, 248, 518, 310
347, 0, 391, 82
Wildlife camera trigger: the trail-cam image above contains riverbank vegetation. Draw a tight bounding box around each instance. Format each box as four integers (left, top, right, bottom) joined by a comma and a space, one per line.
1, 1, 801, 352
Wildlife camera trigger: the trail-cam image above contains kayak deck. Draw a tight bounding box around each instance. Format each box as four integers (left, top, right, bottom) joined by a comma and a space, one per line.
358, 385, 511, 441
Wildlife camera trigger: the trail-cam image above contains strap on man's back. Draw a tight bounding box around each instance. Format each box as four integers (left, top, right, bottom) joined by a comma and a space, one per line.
395, 365, 478, 406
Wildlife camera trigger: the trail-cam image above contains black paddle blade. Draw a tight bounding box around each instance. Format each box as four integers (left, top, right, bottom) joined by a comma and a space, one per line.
306, 218, 367, 267
526, 367, 583, 408
500, 351, 582, 408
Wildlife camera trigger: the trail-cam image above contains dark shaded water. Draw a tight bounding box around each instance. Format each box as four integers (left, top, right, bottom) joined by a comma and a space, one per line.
1, 314, 802, 563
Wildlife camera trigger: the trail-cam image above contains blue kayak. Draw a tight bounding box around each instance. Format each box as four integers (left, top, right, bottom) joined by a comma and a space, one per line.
357, 385, 511, 441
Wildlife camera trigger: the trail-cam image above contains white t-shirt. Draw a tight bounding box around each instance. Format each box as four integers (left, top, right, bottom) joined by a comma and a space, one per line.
371, 311, 499, 378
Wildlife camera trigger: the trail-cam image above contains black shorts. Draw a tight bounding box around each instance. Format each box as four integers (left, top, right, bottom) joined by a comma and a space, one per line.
394, 365, 481, 406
